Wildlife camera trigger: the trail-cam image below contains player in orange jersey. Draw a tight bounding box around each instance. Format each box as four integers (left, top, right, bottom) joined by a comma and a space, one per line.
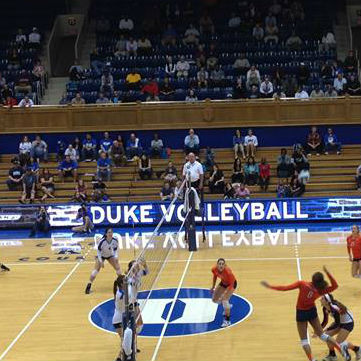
210, 258, 237, 328
261, 266, 350, 361
346, 225, 361, 279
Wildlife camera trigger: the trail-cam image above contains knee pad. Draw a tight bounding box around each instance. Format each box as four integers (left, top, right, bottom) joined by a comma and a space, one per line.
222, 300, 230, 309
136, 324, 143, 334
300, 339, 309, 347
320, 333, 330, 342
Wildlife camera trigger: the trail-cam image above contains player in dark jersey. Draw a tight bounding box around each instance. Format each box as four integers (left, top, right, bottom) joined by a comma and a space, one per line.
0, 263, 10, 272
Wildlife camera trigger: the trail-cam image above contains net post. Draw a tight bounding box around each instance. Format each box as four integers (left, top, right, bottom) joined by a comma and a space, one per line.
123, 276, 136, 361
186, 183, 197, 252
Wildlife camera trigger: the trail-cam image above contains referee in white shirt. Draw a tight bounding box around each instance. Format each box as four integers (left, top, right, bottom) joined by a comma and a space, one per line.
182, 152, 204, 191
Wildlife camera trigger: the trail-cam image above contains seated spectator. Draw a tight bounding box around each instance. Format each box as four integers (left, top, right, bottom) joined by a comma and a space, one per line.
28, 157, 39, 180
69, 59, 84, 81
252, 23, 264, 41
91, 176, 109, 202
260, 77, 274, 98
333, 73, 347, 95
276, 179, 291, 198
183, 24, 200, 45
15, 28, 27, 45
19, 135, 32, 166
204, 147, 215, 171
19, 168, 36, 204
285, 31, 303, 50
272, 87, 286, 99
99, 132, 112, 155
32, 59, 46, 82
72, 137, 82, 161
232, 158, 244, 183
264, 24, 279, 44
126, 133, 142, 159
160, 77, 175, 100
14, 70, 33, 94
162, 24, 177, 46
110, 140, 126, 167
71, 92, 86, 105
297, 63, 310, 86
210, 65, 224, 87
234, 183, 250, 199
277, 148, 293, 179
138, 154, 152, 180
111, 91, 121, 103
118, 16, 134, 32
197, 67, 209, 88
58, 155, 78, 182
320, 31, 336, 51
39, 168, 55, 201
184, 128, 200, 155
305, 126, 323, 156
97, 152, 112, 181
310, 85, 325, 98
258, 158, 271, 191
233, 129, 245, 159
248, 84, 260, 99
100, 70, 114, 94
59, 92, 69, 105
125, 69, 141, 90
65, 144, 77, 161
295, 86, 309, 99
290, 173, 305, 197
142, 78, 160, 101
356, 164, 361, 191
162, 161, 177, 184
206, 43, 218, 70
265, 11, 277, 27
324, 127, 341, 155
7, 48, 20, 70
244, 129, 258, 158
18, 96, 34, 107
224, 182, 236, 199
28, 27, 41, 45
96, 92, 110, 104
282, 75, 298, 97
292, 146, 309, 172
228, 12, 241, 28
72, 179, 87, 203
320, 61, 335, 80
232, 77, 245, 99
324, 84, 338, 97
29, 207, 50, 237
246, 65, 261, 89
82, 133, 97, 161
344, 50, 358, 73
160, 182, 174, 201
114, 35, 127, 58
199, 12, 215, 34
138, 37, 152, 56
244, 157, 259, 186
174, 179, 184, 201
150, 133, 163, 158
347, 74, 361, 96
176, 56, 190, 78
165, 56, 176, 78
56, 139, 66, 162
195, 44, 207, 68
208, 164, 224, 194
185, 89, 198, 102
233, 53, 250, 75
31, 135, 48, 162
6, 157, 24, 191
3, 96, 17, 107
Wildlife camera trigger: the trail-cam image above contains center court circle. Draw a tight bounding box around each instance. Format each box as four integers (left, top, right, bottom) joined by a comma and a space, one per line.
89, 287, 253, 337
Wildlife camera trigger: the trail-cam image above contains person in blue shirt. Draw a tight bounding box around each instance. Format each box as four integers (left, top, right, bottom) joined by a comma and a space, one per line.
28, 157, 40, 181
324, 128, 341, 155
97, 151, 112, 181
82, 133, 97, 161
58, 155, 78, 182
233, 129, 245, 159
126, 132, 142, 159
99, 131, 112, 155
56, 139, 67, 162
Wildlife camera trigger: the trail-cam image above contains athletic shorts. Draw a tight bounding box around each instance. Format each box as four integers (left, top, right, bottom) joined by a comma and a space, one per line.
352, 258, 361, 262
94, 255, 114, 261
113, 311, 126, 330
296, 307, 318, 322
327, 321, 354, 332
219, 280, 237, 290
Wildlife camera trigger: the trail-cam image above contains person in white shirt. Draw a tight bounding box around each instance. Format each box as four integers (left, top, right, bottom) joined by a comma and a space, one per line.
176, 56, 190, 78
320, 31, 336, 51
295, 87, 309, 99
184, 128, 200, 154
18, 96, 34, 107
64, 144, 77, 161
246, 65, 261, 89
252, 23, 264, 41
260, 77, 274, 98
15, 28, 27, 44
126, 37, 138, 56
244, 129, 258, 158
19, 135, 32, 165
118, 17, 134, 31
28, 27, 41, 44
233, 54, 250, 74
333, 73, 347, 95
228, 13, 241, 28
182, 152, 204, 190
183, 24, 200, 45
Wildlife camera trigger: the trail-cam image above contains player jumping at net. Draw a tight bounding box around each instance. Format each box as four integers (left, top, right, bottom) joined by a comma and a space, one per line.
85, 227, 121, 294
261, 266, 350, 361
210, 258, 237, 328
0, 263, 10, 272
346, 225, 361, 279
317, 293, 361, 361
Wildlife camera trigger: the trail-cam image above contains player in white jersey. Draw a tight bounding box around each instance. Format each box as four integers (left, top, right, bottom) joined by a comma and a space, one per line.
85, 227, 122, 294
113, 275, 126, 361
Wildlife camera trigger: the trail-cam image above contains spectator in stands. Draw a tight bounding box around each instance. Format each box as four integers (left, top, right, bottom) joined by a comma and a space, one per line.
199, 12, 215, 34
72, 137, 82, 161
71, 92, 85, 105
138, 154, 152, 180
162, 161, 177, 184
91, 176, 108, 202
320, 60, 335, 80
125, 37, 138, 57
305, 126, 323, 156
324, 84, 338, 98
277, 148, 293, 179
295, 86, 309, 99
344, 50, 358, 73
276, 179, 291, 198
185, 89, 198, 102
96, 16, 110, 33
173, 179, 183, 201
58, 155, 78, 182
118, 16, 134, 32
19, 135, 32, 166
233, 129, 245, 159
31, 135, 48, 162
246, 65, 261, 89
96, 92, 110, 104
292, 145, 309, 172
39, 168, 55, 201
234, 183, 250, 199
282, 75, 298, 97
160, 182, 174, 201
259, 158, 271, 191
233, 53, 250, 75
64, 144, 77, 162
28, 27, 41, 45
97, 152, 111, 181
160, 77, 175, 100
244, 157, 259, 186
204, 147, 215, 171
356, 164, 361, 191
99, 132, 112, 156
244, 129, 258, 158
347, 74, 361, 95
210, 65, 224, 87
183, 24, 200, 45
324, 127, 341, 155
126, 132, 142, 159
28, 157, 39, 181
233, 76, 246, 99
110, 139, 126, 167
260, 77, 274, 98
14, 70, 32, 94
91, 48, 106, 77
176, 56, 190, 78
248, 85, 260, 99
18, 96, 34, 107
264, 23, 279, 44
228, 12, 241, 28
72, 179, 87, 203
333, 73, 347, 95
114, 35, 127, 58
252, 23, 264, 41
142, 78, 160, 101
69, 59, 84, 81
100, 70, 114, 94
6, 157, 24, 191
125, 69, 141, 90
206, 43, 218, 71
32, 59, 46, 82
59, 92, 69, 105
297, 63, 310, 86
232, 157, 244, 183
150, 133, 163, 158
7, 48, 20, 70
56, 139, 66, 162
224, 182, 235, 199
285, 31, 303, 50
320, 31, 336, 51
162, 24, 177, 46
138, 37, 152, 55
184, 128, 200, 155
165, 56, 176, 78
310, 85, 325, 98
15, 28, 27, 45
19, 168, 36, 204
3, 95, 17, 107
197, 67, 209, 88
208, 164, 225, 194
195, 44, 206, 68
111, 91, 121, 103
290, 172, 305, 197
82, 133, 97, 161
273, 87, 286, 99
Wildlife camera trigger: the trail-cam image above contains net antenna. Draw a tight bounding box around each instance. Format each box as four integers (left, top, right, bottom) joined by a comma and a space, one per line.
123, 178, 188, 360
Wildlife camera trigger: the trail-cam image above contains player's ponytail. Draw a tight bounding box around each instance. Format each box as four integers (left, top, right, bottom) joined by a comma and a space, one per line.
312, 272, 328, 291
113, 275, 125, 297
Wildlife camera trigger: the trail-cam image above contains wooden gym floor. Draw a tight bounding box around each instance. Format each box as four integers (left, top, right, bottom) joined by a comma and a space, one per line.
0, 227, 360, 361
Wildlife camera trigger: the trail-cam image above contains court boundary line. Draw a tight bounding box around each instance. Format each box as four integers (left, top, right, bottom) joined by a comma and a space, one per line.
150, 251, 193, 361
0, 261, 81, 360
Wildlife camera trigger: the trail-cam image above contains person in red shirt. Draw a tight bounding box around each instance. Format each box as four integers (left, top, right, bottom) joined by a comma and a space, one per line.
346, 225, 361, 279
141, 78, 159, 101
3, 96, 18, 107
261, 266, 350, 361
210, 258, 237, 328
259, 157, 271, 191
